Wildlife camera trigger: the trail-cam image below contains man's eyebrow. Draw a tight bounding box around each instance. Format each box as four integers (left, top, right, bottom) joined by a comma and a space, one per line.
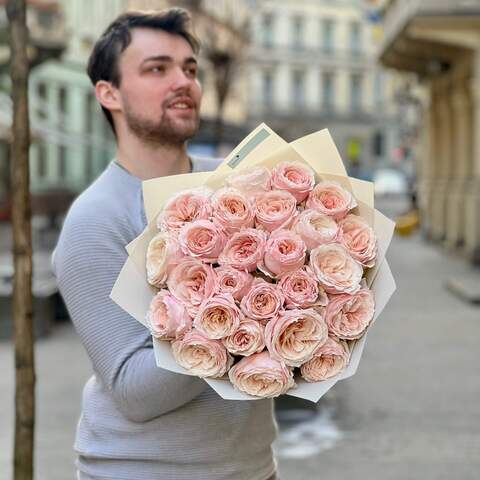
141, 55, 198, 65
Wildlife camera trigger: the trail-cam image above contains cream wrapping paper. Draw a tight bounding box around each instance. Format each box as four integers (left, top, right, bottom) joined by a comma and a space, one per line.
111, 124, 397, 402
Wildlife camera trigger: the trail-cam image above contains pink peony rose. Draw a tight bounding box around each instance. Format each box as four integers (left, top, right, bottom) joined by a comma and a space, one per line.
218, 228, 267, 272
146, 290, 191, 340
179, 219, 226, 263
292, 209, 340, 251
194, 293, 242, 339
228, 351, 295, 398
157, 188, 212, 232
265, 308, 328, 367
260, 229, 306, 278
214, 266, 253, 301
278, 266, 328, 309
310, 243, 363, 295
326, 288, 375, 340
146, 231, 184, 287
171, 330, 233, 378
269, 161, 315, 203
338, 214, 377, 268
225, 166, 271, 198
306, 181, 357, 221
167, 258, 217, 317
254, 190, 298, 232
222, 318, 265, 356
211, 187, 255, 234
240, 279, 284, 321
300, 336, 350, 382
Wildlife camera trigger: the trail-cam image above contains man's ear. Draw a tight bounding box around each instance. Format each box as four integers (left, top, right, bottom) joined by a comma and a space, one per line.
95, 80, 122, 113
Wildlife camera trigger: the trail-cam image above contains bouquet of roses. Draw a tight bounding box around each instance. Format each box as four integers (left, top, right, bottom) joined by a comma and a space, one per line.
111, 125, 396, 402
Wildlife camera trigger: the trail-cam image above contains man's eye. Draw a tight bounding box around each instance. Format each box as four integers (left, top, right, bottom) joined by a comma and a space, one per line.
186, 67, 197, 78
150, 66, 165, 73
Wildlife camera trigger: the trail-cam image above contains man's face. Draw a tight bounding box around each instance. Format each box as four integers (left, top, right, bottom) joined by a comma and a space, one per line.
116, 28, 202, 146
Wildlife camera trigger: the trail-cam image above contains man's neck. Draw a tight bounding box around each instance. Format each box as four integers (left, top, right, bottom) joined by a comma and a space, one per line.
115, 134, 192, 180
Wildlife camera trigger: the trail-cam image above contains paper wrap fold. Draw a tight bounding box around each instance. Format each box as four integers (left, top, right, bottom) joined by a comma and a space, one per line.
111, 124, 396, 402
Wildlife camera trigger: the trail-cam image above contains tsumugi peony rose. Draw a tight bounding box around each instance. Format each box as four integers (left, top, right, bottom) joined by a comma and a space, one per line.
211, 187, 255, 234
306, 181, 357, 221
218, 228, 267, 272
194, 293, 242, 340
157, 187, 212, 232
338, 214, 377, 268
269, 161, 315, 203
310, 243, 363, 295
225, 165, 271, 198
178, 219, 227, 263
300, 336, 350, 382
240, 279, 285, 321
222, 318, 265, 356
167, 258, 217, 317
146, 231, 184, 287
326, 288, 375, 340
228, 351, 295, 398
171, 330, 233, 378
278, 266, 328, 309
261, 229, 307, 278
292, 209, 339, 251
214, 266, 253, 301
146, 290, 191, 340
264, 308, 328, 367
254, 190, 298, 232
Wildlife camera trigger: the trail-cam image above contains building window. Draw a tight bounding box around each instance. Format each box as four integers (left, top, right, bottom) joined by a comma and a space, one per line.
350, 73, 363, 113
292, 16, 304, 50
58, 145, 67, 179
321, 18, 335, 54
58, 86, 67, 114
262, 71, 274, 107
322, 71, 335, 112
374, 71, 384, 108
349, 21, 362, 55
292, 70, 305, 108
37, 11, 54, 29
36, 82, 47, 120
261, 13, 274, 48
37, 142, 47, 179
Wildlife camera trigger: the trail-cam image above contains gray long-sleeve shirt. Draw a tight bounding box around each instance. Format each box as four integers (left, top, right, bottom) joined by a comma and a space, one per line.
52, 160, 277, 480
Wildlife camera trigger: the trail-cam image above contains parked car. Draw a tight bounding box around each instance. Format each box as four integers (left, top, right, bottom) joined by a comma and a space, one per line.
372, 168, 409, 196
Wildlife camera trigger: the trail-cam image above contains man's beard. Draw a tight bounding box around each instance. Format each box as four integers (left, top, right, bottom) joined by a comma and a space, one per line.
124, 101, 199, 147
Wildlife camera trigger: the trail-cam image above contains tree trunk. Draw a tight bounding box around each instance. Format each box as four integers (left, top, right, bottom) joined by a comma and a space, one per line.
7, 1, 35, 479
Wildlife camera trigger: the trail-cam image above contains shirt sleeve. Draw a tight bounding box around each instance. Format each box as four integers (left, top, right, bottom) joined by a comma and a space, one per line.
53, 207, 208, 423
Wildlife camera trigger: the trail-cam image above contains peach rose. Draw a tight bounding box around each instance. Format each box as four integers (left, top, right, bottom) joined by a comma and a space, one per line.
171, 330, 233, 378
300, 336, 350, 382
269, 161, 315, 203
167, 258, 217, 317
240, 279, 284, 321
228, 351, 295, 398
292, 209, 340, 251
265, 308, 328, 367
179, 219, 226, 263
146, 231, 184, 287
309, 243, 363, 295
214, 266, 253, 301
278, 266, 328, 309
194, 293, 242, 339
146, 290, 191, 340
326, 288, 375, 340
157, 188, 212, 232
211, 187, 255, 234
339, 214, 377, 268
225, 166, 271, 198
260, 229, 306, 278
218, 228, 267, 272
306, 181, 357, 221
222, 318, 265, 356
254, 190, 298, 232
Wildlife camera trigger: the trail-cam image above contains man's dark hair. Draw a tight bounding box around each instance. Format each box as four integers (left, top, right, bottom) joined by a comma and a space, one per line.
87, 8, 200, 134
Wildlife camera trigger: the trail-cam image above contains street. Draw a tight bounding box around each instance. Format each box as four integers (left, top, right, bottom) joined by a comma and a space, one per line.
1, 213, 480, 479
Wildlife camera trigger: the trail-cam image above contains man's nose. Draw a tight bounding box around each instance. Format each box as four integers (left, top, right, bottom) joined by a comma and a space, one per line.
171, 67, 193, 90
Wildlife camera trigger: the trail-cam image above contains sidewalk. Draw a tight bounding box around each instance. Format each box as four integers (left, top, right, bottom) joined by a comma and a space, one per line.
1, 228, 479, 479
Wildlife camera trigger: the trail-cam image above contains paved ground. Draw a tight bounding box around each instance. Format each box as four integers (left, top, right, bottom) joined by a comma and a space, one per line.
1, 199, 480, 479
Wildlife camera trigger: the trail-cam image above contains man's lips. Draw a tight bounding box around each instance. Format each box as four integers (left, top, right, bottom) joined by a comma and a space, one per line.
167, 97, 195, 110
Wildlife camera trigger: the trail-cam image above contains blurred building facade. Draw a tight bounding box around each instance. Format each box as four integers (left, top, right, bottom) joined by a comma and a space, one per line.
378, 0, 480, 264
248, 0, 402, 177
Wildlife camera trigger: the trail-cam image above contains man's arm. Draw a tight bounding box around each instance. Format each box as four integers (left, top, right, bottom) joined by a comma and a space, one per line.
53, 210, 208, 423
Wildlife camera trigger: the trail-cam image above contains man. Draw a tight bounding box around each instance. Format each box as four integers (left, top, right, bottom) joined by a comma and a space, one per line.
53, 9, 278, 480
